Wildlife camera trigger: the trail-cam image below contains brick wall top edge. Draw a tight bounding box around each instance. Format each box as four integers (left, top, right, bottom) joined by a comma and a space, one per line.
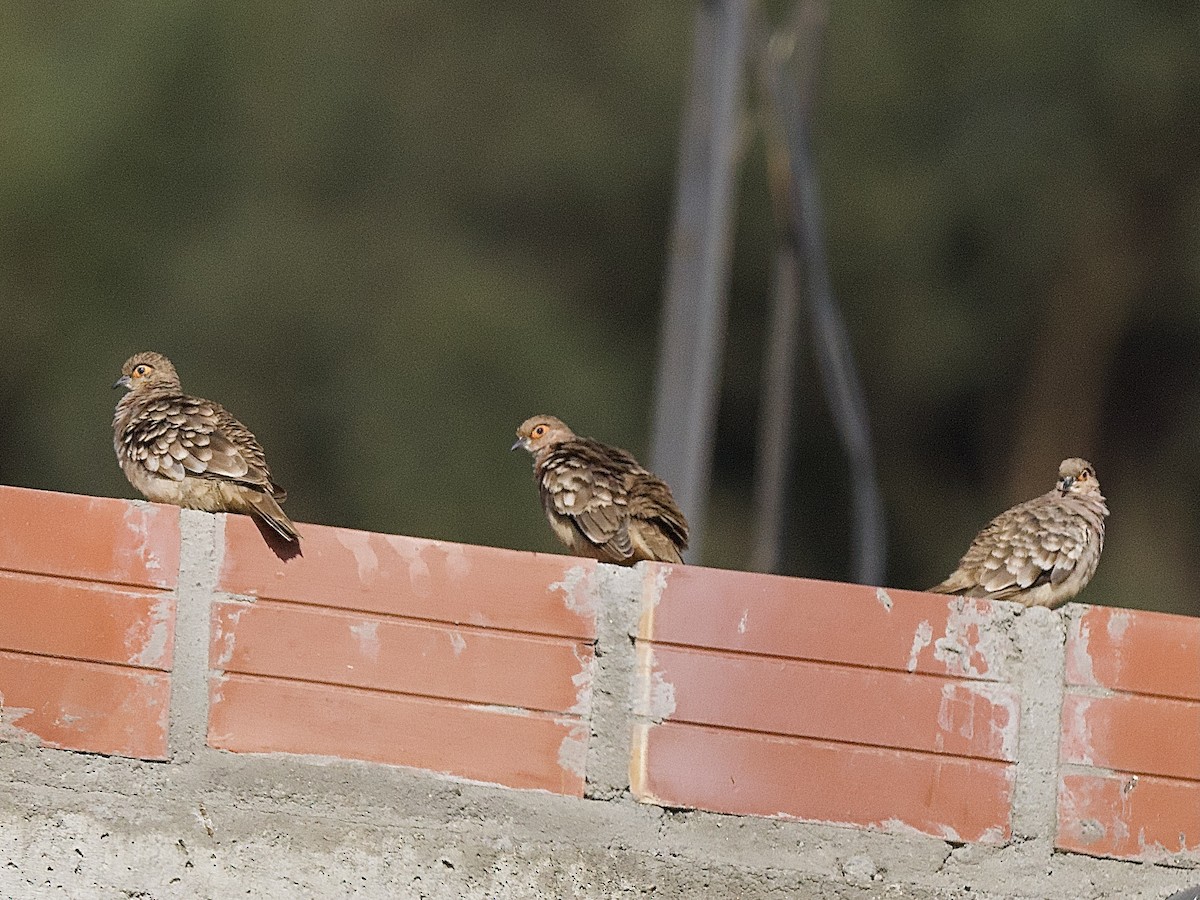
1066, 604, 1200, 702
219, 514, 598, 640
640, 564, 1019, 681
0, 485, 179, 590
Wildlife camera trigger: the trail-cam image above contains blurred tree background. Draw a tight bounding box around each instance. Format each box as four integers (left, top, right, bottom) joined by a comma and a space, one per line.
2, 2, 1198, 615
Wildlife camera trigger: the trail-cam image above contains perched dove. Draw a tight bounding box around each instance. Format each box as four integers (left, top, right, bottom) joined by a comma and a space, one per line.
112, 351, 299, 543
512, 415, 688, 565
929, 457, 1107, 608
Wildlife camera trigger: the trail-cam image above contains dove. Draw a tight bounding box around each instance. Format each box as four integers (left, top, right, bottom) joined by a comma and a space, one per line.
113, 351, 298, 543
929, 457, 1107, 608
512, 415, 688, 565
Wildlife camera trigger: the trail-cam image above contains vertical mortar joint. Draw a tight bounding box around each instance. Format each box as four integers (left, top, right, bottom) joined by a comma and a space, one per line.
583, 563, 644, 801
169, 510, 224, 763
1010, 604, 1069, 850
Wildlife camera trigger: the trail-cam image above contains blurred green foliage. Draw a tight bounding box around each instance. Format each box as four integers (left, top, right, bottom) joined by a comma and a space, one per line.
2, 2, 1198, 615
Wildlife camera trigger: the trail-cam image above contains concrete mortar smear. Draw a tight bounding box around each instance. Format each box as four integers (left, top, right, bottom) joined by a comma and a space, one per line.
0, 743, 1193, 900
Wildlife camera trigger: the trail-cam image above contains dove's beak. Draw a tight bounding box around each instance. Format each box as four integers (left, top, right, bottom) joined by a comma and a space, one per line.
1059, 476, 1075, 495
511, 438, 525, 452
113, 375, 132, 390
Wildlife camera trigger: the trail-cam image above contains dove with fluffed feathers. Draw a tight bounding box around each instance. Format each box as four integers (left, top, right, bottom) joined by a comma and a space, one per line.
928, 457, 1107, 608
112, 351, 299, 543
512, 415, 688, 565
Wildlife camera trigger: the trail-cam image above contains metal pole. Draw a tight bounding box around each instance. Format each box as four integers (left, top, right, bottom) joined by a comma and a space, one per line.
651, 0, 751, 562
763, 1, 887, 584
751, 247, 802, 573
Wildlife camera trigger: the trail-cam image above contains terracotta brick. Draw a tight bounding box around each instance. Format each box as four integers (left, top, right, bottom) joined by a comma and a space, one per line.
641, 644, 1018, 761
631, 721, 1012, 843
220, 516, 596, 640
1061, 692, 1200, 781
1066, 605, 1200, 702
211, 599, 591, 714
0, 486, 179, 589
0, 650, 169, 759
640, 566, 1009, 680
0, 572, 174, 670
209, 674, 587, 795
1057, 771, 1200, 860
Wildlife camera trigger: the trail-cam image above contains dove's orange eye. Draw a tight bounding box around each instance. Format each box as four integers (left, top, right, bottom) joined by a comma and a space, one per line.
531, 424, 548, 439
1078, 471, 1088, 481
133, 364, 151, 378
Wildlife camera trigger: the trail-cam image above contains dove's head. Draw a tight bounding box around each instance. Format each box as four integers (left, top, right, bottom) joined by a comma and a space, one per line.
114, 351, 181, 393
1057, 458, 1100, 497
512, 415, 576, 453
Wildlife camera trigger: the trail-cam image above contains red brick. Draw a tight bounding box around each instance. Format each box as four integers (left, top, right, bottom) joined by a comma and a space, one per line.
1061, 692, 1200, 781
0, 486, 179, 590
1066, 605, 1200, 702
642, 644, 1017, 761
0, 650, 169, 759
640, 566, 1009, 680
220, 517, 596, 640
1057, 771, 1200, 860
632, 721, 1012, 843
211, 599, 591, 714
209, 674, 587, 795
0, 572, 173, 670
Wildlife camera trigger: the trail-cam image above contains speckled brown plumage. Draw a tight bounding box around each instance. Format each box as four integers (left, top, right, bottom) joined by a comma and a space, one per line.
112, 351, 298, 543
512, 415, 688, 565
929, 457, 1107, 608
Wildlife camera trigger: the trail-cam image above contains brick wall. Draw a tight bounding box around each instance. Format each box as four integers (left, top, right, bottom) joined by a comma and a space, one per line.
0, 487, 177, 759
630, 568, 1019, 843
210, 515, 594, 794
0, 484, 1196, 868
1058, 605, 1200, 859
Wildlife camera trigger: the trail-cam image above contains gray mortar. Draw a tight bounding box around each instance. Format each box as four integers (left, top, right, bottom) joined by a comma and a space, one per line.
1007, 604, 1069, 844
169, 510, 224, 762
582, 563, 643, 801
0, 742, 1193, 900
